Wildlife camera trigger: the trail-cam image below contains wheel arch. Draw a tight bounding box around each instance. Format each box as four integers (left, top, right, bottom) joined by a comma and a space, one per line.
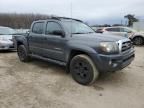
66, 49, 96, 73
17, 41, 24, 46
132, 35, 144, 39
16, 39, 29, 52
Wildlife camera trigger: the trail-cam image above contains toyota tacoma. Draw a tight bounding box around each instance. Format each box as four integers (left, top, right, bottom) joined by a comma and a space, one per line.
13, 17, 135, 85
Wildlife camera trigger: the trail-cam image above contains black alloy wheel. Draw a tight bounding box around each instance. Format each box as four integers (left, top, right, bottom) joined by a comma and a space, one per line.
70, 54, 99, 85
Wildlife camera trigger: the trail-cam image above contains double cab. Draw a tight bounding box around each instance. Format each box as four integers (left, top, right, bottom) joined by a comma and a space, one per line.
14, 17, 135, 85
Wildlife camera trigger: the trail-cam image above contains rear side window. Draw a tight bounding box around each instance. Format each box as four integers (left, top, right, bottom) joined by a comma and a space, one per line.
45, 22, 62, 35
32, 22, 44, 34
106, 28, 120, 32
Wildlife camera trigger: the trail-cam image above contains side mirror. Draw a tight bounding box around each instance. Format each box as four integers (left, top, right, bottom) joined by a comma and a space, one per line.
53, 30, 65, 37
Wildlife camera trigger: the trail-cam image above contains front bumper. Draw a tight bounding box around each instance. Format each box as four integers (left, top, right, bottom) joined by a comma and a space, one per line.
0, 41, 15, 50
91, 48, 135, 72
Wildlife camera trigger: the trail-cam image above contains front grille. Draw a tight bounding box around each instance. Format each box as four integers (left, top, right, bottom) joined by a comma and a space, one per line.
121, 41, 132, 52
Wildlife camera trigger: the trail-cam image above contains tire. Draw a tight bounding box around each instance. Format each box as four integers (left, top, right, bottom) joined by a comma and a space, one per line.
17, 45, 30, 62
70, 54, 99, 85
133, 36, 144, 45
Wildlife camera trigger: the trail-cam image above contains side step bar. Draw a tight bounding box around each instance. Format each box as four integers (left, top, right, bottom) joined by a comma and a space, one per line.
29, 54, 66, 66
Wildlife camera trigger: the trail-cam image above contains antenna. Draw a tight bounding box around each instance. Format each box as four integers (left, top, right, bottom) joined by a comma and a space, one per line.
70, 1, 72, 19
70, 1, 73, 37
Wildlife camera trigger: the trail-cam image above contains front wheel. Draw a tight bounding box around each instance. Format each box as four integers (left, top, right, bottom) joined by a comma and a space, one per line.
70, 54, 99, 85
17, 45, 30, 62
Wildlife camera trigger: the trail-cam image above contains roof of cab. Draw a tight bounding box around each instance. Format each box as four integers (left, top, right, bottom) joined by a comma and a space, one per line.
34, 17, 83, 23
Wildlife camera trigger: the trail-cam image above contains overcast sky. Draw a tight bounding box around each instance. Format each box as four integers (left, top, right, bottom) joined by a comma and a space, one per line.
0, 0, 144, 24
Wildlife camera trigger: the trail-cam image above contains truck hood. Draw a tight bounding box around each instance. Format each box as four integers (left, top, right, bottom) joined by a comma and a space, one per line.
0, 35, 13, 40
71, 33, 126, 42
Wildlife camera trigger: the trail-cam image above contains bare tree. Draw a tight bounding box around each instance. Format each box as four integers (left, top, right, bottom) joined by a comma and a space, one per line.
0, 13, 50, 29
124, 14, 138, 27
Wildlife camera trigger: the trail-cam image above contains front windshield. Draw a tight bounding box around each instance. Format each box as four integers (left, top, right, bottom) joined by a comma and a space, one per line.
63, 21, 95, 34
0, 27, 15, 35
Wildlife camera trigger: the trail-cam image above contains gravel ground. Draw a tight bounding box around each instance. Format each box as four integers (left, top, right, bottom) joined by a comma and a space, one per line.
0, 47, 144, 108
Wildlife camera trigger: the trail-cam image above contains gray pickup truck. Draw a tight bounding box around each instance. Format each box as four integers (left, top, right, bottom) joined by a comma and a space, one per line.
14, 17, 135, 85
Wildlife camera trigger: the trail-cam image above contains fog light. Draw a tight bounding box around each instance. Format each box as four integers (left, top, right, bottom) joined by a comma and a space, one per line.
112, 63, 118, 68
109, 61, 112, 65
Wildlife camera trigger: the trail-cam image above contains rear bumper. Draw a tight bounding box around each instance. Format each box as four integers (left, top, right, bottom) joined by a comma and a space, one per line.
91, 48, 135, 72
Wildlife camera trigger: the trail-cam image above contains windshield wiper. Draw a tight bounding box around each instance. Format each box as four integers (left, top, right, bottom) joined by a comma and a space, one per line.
72, 32, 87, 34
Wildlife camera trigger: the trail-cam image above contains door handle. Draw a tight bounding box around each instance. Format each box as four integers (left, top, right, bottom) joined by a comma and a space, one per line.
43, 37, 47, 40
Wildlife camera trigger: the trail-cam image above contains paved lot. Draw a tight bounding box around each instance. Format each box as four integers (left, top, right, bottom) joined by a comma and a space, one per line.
0, 47, 144, 108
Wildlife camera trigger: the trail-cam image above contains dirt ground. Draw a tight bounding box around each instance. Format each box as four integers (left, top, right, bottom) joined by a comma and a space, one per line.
0, 47, 144, 108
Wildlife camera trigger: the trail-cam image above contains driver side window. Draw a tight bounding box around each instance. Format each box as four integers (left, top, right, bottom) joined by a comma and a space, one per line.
45, 22, 62, 35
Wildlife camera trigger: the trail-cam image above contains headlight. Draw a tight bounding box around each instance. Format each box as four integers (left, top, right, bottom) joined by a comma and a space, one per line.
99, 42, 119, 54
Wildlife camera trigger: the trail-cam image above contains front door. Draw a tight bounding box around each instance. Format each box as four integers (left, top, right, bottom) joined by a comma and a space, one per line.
42, 21, 66, 61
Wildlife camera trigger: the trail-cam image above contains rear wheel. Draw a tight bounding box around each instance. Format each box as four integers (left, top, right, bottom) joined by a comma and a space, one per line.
133, 36, 144, 45
70, 54, 99, 85
17, 45, 30, 62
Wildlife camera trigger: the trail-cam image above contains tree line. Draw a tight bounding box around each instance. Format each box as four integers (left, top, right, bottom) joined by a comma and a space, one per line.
0, 13, 50, 29
0, 13, 139, 29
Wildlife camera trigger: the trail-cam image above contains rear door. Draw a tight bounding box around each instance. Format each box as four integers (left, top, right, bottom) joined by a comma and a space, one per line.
28, 21, 45, 55
42, 21, 66, 61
